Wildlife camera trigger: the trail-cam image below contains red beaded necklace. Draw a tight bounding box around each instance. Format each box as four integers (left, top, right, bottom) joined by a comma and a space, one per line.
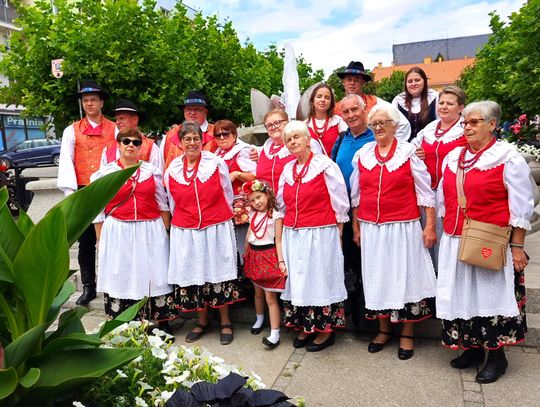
374, 138, 398, 164
311, 116, 330, 139
293, 152, 314, 181
435, 117, 460, 139
182, 154, 201, 182
269, 142, 283, 155
250, 211, 269, 239
458, 137, 496, 170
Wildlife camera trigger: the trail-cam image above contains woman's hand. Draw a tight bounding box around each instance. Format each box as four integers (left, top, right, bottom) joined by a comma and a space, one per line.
249, 147, 259, 162
512, 247, 528, 272
422, 225, 437, 248
415, 147, 426, 160
278, 261, 288, 276
229, 171, 240, 182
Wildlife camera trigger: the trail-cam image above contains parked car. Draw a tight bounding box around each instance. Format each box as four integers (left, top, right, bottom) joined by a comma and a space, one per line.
0, 139, 61, 169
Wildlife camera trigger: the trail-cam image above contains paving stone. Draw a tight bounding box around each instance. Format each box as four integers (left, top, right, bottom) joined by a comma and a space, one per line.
463, 391, 484, 403
463, 402, 485, 407
463, 381, 482, 392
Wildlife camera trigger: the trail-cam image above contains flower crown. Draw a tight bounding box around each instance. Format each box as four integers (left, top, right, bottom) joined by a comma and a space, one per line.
241, 179, 270, 195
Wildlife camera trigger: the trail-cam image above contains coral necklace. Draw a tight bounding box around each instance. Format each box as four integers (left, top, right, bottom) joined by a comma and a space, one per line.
293, 152, 314, 181
183, 155, 201, 182
311, 117, 329, 139
374, 138, 398, 164
458, 137, 496, 170
250, 211, 269, 239
435, 117, 460, 138
269, 142, 283, 155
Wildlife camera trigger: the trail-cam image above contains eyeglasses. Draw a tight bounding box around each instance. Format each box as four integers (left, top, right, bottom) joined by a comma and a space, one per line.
120, 138, 142, 147
368, 120, 395, 129
462, 119, 485, 128
264, 119, 287, 130
182, 136, 202, 144
214, 131, 232, 139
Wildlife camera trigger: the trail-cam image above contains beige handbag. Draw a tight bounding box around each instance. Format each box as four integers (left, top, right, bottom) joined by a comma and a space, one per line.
456, 166, 511, 271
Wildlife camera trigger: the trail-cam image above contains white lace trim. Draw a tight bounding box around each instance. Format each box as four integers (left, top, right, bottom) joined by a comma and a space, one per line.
92, 161, 155, 183
281, 154, 333, 185
355, 139, 415, 172
262, 138, 291, 159
215, 139, 251, 160
420, 119, 464, 145
167, 151, 219, 185
393, 88, 438, 114
444, 141, 518, 173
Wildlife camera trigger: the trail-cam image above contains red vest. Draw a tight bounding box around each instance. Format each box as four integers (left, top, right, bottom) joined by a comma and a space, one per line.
422, 135, 467, 189
308, 124, 339, 156
357, 159, 420, 224
169, 170, 233, 229
73, 117, 116, 185
283, 172, 336, 228
105, 173, 161, 221
104, 136, 154, 164
442, 165, 509, 236
222, 154, 243, 195
163, 124, 215, 171
256, 147, 295, 193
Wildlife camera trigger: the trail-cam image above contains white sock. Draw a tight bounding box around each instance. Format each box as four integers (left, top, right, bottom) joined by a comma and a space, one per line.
252, 314, 264, 329
267, 329, 280, 344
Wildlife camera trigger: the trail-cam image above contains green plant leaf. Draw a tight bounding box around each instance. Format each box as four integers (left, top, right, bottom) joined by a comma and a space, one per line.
20, 367, 40, 388
16, 210, 35, 237
53, 165, 138, 246
46, 280, 76, 324
4, 324, 47, 369
44, 306, 88, 345
98, 297, 147, 338
0, 244, 14, 284
0, 366, 17, 400
0, 188, 25, 261
42, 333, 102, 355
13, 207, 69, 328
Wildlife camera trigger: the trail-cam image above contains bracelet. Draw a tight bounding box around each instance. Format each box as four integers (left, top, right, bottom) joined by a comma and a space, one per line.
510, 243, 525, 248
277, 260, 285, 265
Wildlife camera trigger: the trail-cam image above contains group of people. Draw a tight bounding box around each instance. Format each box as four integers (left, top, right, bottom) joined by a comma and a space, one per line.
57, 60, 536, 385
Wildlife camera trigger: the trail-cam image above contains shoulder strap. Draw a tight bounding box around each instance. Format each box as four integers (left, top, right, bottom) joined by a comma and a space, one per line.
456, 158, 467, 211
331, 132, 346, 162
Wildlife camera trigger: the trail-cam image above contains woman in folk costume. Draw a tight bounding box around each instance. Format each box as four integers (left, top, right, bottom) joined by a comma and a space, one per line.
350, 104, 437, 360
91, 128, 175, 329
277, 121, 349, 352
436, 101, 534, 384
165, 121, 244, 345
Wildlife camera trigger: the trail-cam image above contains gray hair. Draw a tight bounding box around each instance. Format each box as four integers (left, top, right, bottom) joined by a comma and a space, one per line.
341, 93, 366, 109
367, 104, 400, 124
179, 121, 202, 139
463, 101, 502, 125
283, 120, 311, 143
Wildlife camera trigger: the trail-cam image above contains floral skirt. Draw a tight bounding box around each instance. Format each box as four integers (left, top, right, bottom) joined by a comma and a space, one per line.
174, 279, 245, 312
104, 293, 177, 322
365, 297, 435, 323
283, 301, 346, 333
441, 270, 527, 350
244, 244, 286, 292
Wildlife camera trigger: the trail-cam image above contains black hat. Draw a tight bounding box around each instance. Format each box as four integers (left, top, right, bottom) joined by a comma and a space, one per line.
78, 80, 109, 100
180, 90, 210, 108
113, 98, 143, 117
336, 61, 372, 82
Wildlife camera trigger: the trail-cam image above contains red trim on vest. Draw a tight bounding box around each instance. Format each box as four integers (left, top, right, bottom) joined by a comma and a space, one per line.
283, 172, 336, 228
357, 158, 420, 224
422, 135, 467, 189
105, 176, 161, 221
442, 164, 509, 236
256, 148, 295, 193
169, 170, 233, 229
308, 124, 339, 156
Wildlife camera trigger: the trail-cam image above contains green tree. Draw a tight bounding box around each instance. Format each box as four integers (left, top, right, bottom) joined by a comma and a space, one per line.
0, 0, 323, 132
375, 70, 405, 103
459, 0, 540, 119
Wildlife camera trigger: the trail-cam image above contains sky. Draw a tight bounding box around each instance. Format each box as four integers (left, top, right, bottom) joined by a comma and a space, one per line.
180, 0, 525, 76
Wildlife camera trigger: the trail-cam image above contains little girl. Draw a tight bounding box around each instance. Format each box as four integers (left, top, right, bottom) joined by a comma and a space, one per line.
242, 180, 287, 348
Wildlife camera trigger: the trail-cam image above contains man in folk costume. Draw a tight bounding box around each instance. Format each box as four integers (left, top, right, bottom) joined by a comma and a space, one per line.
334, 61, 411, 141
160, 90, 217, 170
57, 80, 117, 305
100, 99, 163, 171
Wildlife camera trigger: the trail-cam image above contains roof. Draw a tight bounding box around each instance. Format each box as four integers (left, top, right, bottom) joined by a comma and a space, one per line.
371, 58, 475, 87
393, 34, 490, 65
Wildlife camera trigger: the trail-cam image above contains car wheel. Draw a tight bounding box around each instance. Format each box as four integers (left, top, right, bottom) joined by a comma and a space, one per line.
1, 158, 11, 169
52, 154, 60, 166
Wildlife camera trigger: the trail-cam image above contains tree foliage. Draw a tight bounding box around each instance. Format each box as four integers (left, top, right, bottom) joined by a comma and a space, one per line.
0, 0, 323, 133
373, 70, 405, 103
459, 0, 540, 119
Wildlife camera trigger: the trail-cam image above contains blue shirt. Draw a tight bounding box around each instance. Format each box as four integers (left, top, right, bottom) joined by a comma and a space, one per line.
331, 128, 375, 191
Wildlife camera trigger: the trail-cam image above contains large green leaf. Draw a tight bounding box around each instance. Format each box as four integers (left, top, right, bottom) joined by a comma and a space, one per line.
13, 207, 69, 328
45, 280, 76, 324
44, 306, 88, 345
0, 367, 17, 400
0, 188, 25, 261
0, 244, 14, 284
20, 367, 40, 388
53, 165, 138, 246
15, 210, 35, 237
98, 297, 147, 338
42, 333, 102, 355
4, 324, 46, 369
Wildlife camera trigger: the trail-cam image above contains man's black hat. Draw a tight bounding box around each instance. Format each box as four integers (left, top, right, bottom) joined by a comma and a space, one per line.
180, 90, 210, 108
113, 98, 143, 118
78, 80, 109, 100
337, 61, 372, 82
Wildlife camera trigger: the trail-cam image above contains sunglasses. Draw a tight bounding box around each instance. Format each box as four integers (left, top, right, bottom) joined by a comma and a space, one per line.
120, 138, 143, 147
214, 131, 233, 139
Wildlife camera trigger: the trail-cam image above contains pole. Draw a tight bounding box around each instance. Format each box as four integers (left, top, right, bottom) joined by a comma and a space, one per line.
77, 79, 83, 119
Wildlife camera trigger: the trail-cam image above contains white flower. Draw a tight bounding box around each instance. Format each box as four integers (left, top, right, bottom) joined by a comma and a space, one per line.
148, 335, 164, 348
129, 320, 143, 329
151, 346, 167, 359
138, 380, 153, 391
159, 390, 175, 402
72, 402, 86, 407
151, 328, 167, 337
164, 370, 190, 385
155, 296, 166, 307
135, 397, 148, 406
115, 369, 127, 378
109, 335, 129, 345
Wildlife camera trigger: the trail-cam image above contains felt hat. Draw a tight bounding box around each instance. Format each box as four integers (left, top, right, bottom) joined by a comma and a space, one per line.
78, 80, 109, 100
180, 90, 210, 108
336, 61, 372, 82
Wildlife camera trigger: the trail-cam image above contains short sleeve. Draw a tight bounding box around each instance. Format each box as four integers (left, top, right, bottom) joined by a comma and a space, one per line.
236, 147, 257, 173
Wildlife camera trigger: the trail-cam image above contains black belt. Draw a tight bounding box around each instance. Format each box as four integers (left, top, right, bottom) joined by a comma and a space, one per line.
249, 243, 275, 251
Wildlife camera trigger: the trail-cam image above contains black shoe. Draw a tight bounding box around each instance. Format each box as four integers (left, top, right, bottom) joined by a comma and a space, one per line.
262, 337, 280, 349
368, 331, 392, 353
451, 348, 485, 369
476, 349, 508, 384
293, 333, 314, 348
76, 285, 96, 306
397, 334, 414, 360
306, 332, 335, 352
251, 324, 265, 335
